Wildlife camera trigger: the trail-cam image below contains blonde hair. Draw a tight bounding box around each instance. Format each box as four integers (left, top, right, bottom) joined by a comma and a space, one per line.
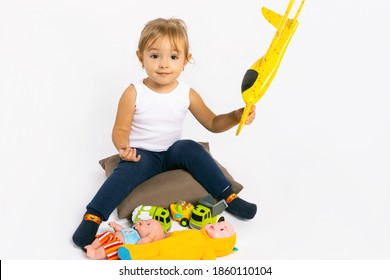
138, 18, 191, 62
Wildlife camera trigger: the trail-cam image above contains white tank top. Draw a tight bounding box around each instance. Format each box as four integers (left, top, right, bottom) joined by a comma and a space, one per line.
129, 80, 190, 152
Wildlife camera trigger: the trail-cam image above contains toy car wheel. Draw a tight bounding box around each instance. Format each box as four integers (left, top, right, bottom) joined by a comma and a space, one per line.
180, 218, 189, 227
218, 216, 225, 222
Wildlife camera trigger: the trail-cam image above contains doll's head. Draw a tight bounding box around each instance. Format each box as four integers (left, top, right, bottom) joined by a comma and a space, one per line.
134, 219, 165, 242
204, 221, 235, 238
201, 221, 237, 257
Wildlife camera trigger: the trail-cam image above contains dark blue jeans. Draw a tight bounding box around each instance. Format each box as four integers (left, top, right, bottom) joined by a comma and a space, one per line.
87, 140, 231, 220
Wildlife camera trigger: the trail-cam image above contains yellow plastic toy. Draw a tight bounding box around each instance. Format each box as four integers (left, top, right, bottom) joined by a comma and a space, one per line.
236, 0, 305, 135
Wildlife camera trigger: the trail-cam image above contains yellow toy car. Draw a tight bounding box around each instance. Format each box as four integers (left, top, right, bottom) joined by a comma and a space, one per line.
170, 201, 194, 227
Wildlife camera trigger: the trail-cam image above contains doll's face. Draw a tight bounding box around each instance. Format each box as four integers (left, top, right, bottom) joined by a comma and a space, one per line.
134, 219, 163, 238
204, 221, 235, 238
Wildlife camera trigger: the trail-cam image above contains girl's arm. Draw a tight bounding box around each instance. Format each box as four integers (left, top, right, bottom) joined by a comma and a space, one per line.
112, 85, 141, 161
189, 88, 255, 133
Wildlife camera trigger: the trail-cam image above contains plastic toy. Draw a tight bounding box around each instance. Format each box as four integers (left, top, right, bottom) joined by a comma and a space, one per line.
118, 221, 237, 260
170, 196, 226, 229
131, 205, 171, 232
189, 194, 227, 230
170, 200, 194, 227
236, 0, 305, 135
199, 194, 228, 216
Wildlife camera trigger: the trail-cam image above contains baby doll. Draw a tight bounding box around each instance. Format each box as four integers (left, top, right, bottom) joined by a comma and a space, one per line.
85, 219, 166, 260
118, 221, 236, 260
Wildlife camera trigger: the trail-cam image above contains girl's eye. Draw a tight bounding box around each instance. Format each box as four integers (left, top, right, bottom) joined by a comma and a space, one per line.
151, 54, 158, 59
171, 55, 179, 60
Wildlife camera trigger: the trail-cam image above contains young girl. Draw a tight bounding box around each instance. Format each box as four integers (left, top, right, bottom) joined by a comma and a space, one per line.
73, 18, 257, 249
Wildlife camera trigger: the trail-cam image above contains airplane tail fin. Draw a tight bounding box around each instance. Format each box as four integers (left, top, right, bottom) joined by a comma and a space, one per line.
262, 0, 305, 30
261, 7, 283, 29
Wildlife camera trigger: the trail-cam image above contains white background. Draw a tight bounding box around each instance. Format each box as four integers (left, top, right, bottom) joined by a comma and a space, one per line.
1, 0, 389, 261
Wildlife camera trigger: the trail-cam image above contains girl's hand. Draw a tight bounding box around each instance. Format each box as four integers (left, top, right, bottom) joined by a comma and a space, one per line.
119, 144, 141, 162
245, 105, 256, 125
235, 105, 256, 125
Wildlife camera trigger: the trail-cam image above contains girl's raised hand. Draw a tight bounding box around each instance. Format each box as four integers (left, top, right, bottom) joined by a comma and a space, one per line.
245, 105, 256, 125
119, 144, 141, 162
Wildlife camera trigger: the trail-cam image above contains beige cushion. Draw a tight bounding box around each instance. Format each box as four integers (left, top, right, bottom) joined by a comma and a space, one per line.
99, 142, 243, 219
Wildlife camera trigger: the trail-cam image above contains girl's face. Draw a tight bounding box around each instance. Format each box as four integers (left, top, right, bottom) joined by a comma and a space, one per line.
138, 36, 190, 93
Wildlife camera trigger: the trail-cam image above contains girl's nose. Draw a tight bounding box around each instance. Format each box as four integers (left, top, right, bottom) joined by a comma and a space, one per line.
159, 57, 169, 69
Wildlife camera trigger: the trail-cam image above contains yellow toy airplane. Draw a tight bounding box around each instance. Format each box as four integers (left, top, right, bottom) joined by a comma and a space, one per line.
236, 0, 305, 136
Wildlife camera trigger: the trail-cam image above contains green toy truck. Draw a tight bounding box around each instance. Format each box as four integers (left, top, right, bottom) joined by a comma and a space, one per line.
189, 194, 227, 230
131, 205, 171, 232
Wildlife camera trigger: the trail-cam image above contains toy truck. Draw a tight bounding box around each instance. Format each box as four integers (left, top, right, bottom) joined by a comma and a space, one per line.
189, 194, 227, 230
131, 205, 171, 232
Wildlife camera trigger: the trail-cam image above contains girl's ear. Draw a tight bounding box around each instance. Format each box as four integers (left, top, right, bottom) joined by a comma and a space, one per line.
136, 50, 143, 65
185, 53, 193, 65
183, 53, 192, 70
